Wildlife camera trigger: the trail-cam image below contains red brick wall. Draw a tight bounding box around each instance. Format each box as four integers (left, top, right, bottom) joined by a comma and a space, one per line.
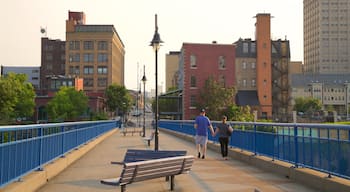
182, 43, 236, 120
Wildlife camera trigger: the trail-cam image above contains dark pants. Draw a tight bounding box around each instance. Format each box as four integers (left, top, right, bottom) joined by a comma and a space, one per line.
219, 137, 229, 157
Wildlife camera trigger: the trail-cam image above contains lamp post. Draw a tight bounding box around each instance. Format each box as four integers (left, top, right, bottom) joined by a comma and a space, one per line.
141, 65, 147, 137
150, 14, 163, 151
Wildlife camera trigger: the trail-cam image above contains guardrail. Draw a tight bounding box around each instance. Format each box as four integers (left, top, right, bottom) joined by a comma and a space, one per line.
0, 120, 120, 188
159, 120, 350, 179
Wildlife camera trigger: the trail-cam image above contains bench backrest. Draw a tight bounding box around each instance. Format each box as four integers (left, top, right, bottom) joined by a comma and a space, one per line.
119, 155, 194, 185
123, 149, 187, 163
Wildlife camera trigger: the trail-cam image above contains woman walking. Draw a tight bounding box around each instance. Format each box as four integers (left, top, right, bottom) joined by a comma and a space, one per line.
214, 115, 233, 160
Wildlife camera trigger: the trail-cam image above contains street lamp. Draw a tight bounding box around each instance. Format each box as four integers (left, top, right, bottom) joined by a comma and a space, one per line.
141, 65, 147, 137
150, 14, 163, 151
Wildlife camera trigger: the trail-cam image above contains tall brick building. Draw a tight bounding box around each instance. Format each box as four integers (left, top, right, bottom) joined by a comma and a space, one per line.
179, 43, 236, 119
65, 11, 125, 95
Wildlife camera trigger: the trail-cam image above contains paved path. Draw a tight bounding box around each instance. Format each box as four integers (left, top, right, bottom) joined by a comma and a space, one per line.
36, 128, 317, 192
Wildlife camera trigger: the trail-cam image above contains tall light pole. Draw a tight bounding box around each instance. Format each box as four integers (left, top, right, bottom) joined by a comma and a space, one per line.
141, 65, 147, 137
150, 14, 163, 151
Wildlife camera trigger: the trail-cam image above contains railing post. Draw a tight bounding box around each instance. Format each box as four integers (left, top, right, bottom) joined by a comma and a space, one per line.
327, 128, 332, 178
294, 124, 298, 168
38, 127, 43, 171
254, 123, 257, 155
61, 126, 65, 157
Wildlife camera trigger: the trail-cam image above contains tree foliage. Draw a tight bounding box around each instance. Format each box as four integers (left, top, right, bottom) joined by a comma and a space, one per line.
105, 84, 132, 115
294, 97, 322, 115
0, 73, 35, 122
47, 87, 88, 121
197, 76, 236, 120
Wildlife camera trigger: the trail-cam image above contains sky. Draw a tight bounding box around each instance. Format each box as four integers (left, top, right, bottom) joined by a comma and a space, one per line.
0, 0, 303, 92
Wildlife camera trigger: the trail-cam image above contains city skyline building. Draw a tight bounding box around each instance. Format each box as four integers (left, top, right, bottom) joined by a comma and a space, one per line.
65, 11, 125, 95
304, 0, 350, 74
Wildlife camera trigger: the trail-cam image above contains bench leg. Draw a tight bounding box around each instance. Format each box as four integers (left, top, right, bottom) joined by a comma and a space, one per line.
121, 185, 126, 192
170, 175, 175, 191
147, 140, 150, 146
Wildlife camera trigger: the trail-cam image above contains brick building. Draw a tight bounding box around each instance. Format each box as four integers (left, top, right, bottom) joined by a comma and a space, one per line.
179, 42, 236, 119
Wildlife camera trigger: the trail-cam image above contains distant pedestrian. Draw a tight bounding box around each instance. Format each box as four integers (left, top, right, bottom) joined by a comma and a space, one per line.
194, 109, 214, 159
213, 115, 233, 160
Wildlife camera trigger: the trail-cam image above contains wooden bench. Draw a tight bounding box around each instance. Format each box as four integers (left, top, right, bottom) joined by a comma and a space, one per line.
143, 132, 155, 146
111, 149, 187, 165
121, 127, 143, 136
101, 155, 194, 192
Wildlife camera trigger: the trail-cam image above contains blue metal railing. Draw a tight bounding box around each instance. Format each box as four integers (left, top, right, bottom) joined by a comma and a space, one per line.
159, 120, 350, 179
0, 120, 120, 188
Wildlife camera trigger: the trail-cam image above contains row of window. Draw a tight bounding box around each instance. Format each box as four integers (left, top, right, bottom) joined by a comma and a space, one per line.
190, 75, 226, 88
190, 55, 227, 69
69, 53, 108, 63
83, 78, 107, 87
237, 79, 256, 87
69, 41, 108, 50
68, 66, 108, 75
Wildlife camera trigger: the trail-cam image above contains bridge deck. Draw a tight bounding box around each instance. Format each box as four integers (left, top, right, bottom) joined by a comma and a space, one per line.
35, 128, 318, 192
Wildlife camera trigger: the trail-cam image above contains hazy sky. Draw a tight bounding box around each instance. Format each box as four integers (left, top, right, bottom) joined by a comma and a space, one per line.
0, 0, 303, 92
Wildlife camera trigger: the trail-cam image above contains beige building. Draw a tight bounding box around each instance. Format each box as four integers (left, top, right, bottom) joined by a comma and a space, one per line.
65, 11, 125, 94
291, 74, 350, 118
304, 0, 350, 74
165, 51, 180, 92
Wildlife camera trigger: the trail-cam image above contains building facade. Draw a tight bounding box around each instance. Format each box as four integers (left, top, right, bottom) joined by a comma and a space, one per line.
65, 11, 125, 95
304, 0, 350, 74
1, 66, 40, 89
235, 14, 291, 121
291, 74, 350, 119
179, 42, 236, 120
165, 51, 181, 91
40, 37, 66, 94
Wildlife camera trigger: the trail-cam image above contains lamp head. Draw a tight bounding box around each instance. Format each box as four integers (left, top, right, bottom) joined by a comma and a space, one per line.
141, 75, 147, 83
150, 14, 163, 51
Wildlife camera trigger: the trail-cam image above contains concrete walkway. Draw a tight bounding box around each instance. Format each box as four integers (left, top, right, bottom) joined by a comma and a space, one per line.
35, 127, 319, 192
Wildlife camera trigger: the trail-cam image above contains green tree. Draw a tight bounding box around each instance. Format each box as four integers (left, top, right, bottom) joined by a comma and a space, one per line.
47, 87, 88, 122
105, 84, 132, 116
294, 97, 322, 116
0, 73, 35, 122
197, 76, 236, 120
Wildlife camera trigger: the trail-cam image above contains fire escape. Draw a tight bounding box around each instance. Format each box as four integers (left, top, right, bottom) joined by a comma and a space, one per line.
271, 41, 291, 122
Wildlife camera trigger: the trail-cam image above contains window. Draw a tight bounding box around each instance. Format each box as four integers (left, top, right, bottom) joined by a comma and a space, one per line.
243, 42, 249, 53
190, 76, 196, 87
242, 62, 247, 69
190, 55, 196, 68
251, 42, 256, 53
252, 79, 256, 87
46, 53, 53, 61
98, 41, 108, 50
69, 54, 80, 62
98, 78, 107, 87
219, 75, 225, 87
97, 66, 108, 74
83, 41, 94, 50
83, 78, 93, 87
251, 62, 256, 69
69, 41, 80, 50
243, 79, 247, 87
98, 53, 108, 62
84, 66, 94, 74
69, 66, 80, 75
46, 63, 52, 70
218, 56, 225, 69
84, 53, 94, 62
190, 95, 196, 107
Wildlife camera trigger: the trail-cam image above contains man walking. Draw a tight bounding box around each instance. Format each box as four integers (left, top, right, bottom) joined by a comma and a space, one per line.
194, 109, 214, 159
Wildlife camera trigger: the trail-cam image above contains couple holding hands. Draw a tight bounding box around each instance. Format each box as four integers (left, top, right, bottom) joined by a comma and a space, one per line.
194, 109, 233, 160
